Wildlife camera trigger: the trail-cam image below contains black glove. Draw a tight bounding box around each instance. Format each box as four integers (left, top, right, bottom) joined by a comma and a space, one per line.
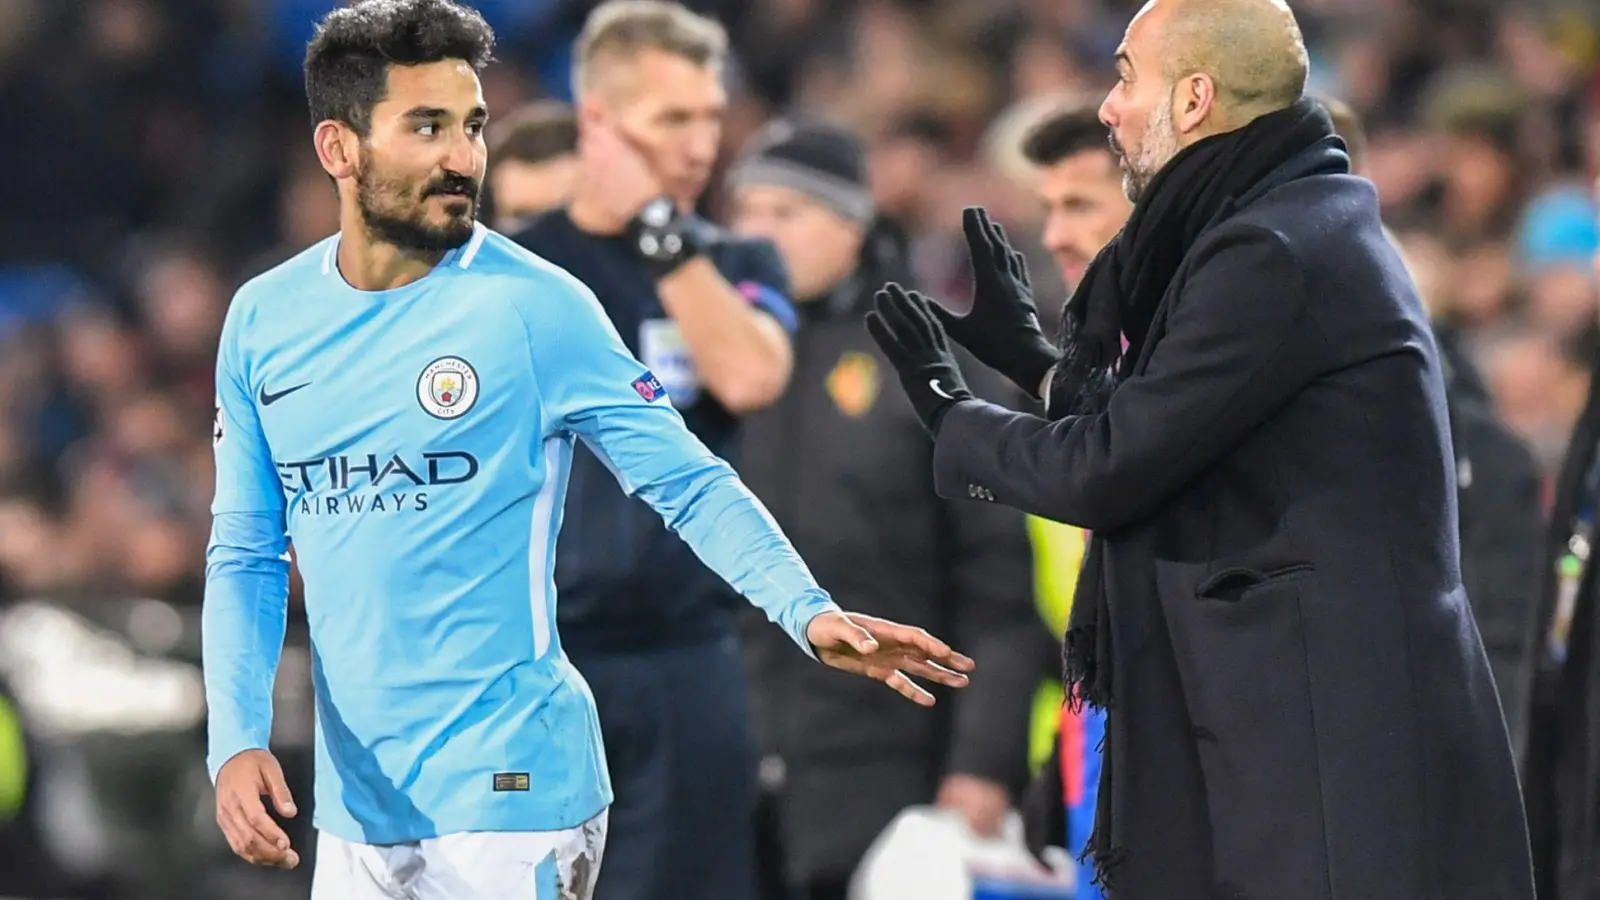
933, 206, 1061, 399
865, 284, 974, 435
625, 196, 704, 279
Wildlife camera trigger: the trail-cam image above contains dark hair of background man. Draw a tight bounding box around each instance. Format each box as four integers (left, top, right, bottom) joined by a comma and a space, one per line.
483, 101, 578, 224
1021, 104, 1112, 167
490, 101, 579, 166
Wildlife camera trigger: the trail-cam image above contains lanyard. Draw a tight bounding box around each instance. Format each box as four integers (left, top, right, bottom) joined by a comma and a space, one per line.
1548, 446, 1600, 665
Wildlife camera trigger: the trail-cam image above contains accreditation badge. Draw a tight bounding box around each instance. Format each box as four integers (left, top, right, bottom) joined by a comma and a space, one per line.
639, 318, 701, 408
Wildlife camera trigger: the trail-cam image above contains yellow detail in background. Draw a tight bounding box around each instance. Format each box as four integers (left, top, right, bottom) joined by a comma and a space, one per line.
1026, 516, 1088, 771
0, 693, 26, 822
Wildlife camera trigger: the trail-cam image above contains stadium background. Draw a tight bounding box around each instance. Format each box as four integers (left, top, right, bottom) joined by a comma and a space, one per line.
0, 0, 1597, 896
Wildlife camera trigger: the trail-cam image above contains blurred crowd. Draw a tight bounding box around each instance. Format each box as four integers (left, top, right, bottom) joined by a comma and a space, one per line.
4, 0, 1600, 896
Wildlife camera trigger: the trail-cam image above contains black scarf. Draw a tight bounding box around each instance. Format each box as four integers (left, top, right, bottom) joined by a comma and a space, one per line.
1052, 97, 1341, 891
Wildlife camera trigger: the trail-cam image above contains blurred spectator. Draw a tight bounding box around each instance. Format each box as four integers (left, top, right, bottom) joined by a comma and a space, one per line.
1484, 327, 1593, 476
486, 100, 580, 230
1449, 239, 1518, 328
1016, 99, 1130, 291
128, 240, 228, 412
867, 113, 953, 227
1424, 66, 1528, 243
1515, 186, 1600, 338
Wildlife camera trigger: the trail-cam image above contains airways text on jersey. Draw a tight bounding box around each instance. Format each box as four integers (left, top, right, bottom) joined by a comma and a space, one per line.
276, 450, 480, 516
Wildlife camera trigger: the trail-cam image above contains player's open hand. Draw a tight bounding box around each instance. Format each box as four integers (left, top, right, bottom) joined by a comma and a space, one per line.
806, 611, 975, 705
215, 749, 299, 869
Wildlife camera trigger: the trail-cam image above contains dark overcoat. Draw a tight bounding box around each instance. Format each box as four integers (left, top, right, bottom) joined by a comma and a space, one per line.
932, 147, 1535, 899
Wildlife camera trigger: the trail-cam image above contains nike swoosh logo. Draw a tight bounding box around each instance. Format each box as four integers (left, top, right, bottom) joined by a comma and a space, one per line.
928, 378, 954, 400
258, 382, 311, 406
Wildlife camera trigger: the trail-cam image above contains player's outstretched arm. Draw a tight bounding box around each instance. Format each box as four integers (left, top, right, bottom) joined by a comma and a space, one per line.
521, 271, 975, 702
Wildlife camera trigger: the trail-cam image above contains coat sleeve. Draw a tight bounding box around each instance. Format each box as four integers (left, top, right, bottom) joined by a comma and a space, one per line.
931, 225, 1327, 533
937, 375, 1042, 795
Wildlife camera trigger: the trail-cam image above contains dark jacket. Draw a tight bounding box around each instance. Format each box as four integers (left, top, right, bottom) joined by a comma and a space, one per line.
738, 222, 1039, 883
931, 153, 1534, 899
513, 211, 797, 654
1524, 356, 1600, 900
1435, 324, 1544, 745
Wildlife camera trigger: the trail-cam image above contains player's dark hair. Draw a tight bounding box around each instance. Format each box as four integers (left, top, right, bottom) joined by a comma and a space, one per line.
1021, 104, 1111, 167
304, 0, 496, 137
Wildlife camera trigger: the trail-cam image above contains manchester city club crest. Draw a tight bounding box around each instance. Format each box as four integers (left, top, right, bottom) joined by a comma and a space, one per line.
416, 356, 480, 419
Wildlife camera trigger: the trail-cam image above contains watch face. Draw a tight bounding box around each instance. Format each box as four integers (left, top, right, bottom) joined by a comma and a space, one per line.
641, 197, 673, 227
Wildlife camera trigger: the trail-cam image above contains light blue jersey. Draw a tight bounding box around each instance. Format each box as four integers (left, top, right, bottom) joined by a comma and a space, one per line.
203, 224, 838, 844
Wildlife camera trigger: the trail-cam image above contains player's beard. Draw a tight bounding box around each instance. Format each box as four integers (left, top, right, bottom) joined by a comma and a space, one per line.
1111, 95, 1180, 204
355, 145, 480, 254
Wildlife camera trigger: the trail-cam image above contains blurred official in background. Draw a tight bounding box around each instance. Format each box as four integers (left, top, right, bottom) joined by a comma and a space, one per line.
485, 100, 578, 231
866, 0, 1535, 896
727, 119, 1038, 900
514, 3, 796, 899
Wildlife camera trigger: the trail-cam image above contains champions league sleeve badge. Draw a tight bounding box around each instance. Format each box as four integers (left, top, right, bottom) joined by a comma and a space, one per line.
631, 370, 667, 403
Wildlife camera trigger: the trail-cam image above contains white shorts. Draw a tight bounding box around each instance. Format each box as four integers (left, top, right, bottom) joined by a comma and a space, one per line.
310, 811, 608, 900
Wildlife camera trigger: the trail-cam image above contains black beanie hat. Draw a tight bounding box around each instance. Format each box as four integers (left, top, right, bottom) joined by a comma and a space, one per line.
728, 118, 874, 223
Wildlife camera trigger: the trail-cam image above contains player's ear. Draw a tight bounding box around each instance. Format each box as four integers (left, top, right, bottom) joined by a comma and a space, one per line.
315, 120, 359, 180
576, 93, 609, 148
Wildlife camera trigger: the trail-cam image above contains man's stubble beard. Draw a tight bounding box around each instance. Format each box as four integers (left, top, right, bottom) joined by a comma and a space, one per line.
1118, 96, 1181, 204
355, 145, 479, 254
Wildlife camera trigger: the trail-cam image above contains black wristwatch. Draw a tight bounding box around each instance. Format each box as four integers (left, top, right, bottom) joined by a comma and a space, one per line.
626, 196, 703, 279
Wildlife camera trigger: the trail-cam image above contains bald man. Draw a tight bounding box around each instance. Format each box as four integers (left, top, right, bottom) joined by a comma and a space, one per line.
865, 1, 1536, 898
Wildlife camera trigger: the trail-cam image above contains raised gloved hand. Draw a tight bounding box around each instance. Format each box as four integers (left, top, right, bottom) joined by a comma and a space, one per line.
933, 207, 1061, 399
865, 284, 974, 436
